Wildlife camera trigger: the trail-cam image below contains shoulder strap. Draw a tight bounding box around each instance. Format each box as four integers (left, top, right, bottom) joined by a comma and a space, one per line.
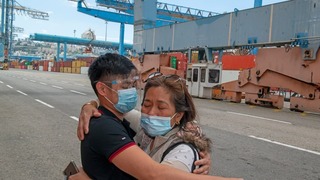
160, 142, 198, 172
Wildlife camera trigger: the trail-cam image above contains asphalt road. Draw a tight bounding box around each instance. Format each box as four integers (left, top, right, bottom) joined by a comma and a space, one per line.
0, 69, 319, 180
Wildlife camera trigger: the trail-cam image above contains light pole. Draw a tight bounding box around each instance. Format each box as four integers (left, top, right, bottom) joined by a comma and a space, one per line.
73, 30, 76, 53
105, 21, 108, 41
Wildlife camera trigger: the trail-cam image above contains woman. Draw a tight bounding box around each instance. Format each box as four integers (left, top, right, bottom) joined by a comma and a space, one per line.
76, 72, 220, 174
136, 73, 211, 172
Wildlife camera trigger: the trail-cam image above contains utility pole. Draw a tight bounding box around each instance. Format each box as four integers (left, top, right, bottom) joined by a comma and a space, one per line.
4, 0, 9, 62
9, 0, 13, 57
0, 0, 5, 61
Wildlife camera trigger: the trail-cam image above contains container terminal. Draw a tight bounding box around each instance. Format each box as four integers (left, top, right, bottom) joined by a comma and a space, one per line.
0, 0, 319, 179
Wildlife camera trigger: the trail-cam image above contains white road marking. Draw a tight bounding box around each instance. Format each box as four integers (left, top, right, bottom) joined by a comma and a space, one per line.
30, 80, 36, 82
70, 90, 86, 96
35, 99, 54, 108
52, 85, 63, 89
39, 82, 47, 85
17, 90, 28, 96
70, 116, 79, 121
227, 111, 292, 125
0, 81, 3, 83
74, 83, 84, 87
249, 135, 320, 156
23, 78, 28, 80
6, 85, 13, 89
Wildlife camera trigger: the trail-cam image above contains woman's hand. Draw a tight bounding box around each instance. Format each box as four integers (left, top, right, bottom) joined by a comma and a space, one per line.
68, 167, 91, 180
178, 121, 212, 174
193, 151, 211, 174
77, 101, 101, 140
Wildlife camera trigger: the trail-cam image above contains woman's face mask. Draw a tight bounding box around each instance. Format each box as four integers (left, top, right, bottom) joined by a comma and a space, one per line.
140, 86, 181, 137
140, 113, 177, 137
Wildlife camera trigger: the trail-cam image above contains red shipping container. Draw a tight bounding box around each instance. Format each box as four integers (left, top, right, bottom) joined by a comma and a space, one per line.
177, 60, 187, 71
59, 61, 64, 67
168, 52, 187, 62
222, 55, 255, 70
64, 61, 72, 67
56, 62, 61, 72
44, 60, 49, 69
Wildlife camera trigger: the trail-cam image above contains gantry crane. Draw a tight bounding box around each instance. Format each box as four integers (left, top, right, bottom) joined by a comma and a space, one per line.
95, 0, 219, 22
70, 0, 219, 55
0, 0, 49, 63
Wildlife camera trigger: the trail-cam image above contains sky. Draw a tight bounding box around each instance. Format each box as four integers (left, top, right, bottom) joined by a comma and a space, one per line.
13, 0, 286, 44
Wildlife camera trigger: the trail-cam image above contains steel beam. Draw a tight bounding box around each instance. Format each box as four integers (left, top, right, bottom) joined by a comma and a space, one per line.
119, 23, 125, 55
254, 0, 263, 7
29, 33, 133, 49
78, 1, 171, 27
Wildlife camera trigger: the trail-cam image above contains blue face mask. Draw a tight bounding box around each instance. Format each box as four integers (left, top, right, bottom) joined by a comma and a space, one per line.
105, 87, 138, 113
140, 113, 177, 137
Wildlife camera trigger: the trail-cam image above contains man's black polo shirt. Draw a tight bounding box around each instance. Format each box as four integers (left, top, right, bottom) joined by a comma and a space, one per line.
81, 106, 136, 180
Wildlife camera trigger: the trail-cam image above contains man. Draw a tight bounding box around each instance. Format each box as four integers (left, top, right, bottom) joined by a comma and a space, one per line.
81, 53, 139, 179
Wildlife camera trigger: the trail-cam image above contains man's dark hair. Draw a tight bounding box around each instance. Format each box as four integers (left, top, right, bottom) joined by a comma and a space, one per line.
88, 53, 137, 95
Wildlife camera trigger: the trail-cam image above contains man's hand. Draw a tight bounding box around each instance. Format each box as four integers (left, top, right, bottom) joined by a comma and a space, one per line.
77, 102, 101, 140
68, 167, 91, 180
193, 151, 211, 175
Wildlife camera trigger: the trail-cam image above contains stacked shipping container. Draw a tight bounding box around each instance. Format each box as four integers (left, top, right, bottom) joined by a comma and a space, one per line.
9, 56, 96, 74
7, 54, 255, 80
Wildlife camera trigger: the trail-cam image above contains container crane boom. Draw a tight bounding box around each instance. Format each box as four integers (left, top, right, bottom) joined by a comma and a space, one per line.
5, 1, 49, 20
0, 0, 49, 64
95, 0, 220, 22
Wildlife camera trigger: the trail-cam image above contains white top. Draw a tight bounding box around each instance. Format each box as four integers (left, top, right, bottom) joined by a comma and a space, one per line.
162, 144, 199, 172
125, 109, 199, 172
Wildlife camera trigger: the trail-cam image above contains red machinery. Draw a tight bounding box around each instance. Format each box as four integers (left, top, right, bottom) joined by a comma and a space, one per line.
216, 47, 320, 113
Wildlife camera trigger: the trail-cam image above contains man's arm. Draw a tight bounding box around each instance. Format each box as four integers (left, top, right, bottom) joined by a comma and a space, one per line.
78, 100, 141, 140
69, 147, 240, 180
112, 145, 243, 180
78, 101, 211, 174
